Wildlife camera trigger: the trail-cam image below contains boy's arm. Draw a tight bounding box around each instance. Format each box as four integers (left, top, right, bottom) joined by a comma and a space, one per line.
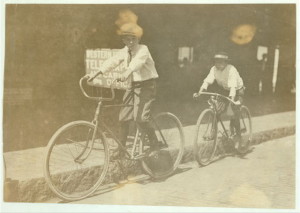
121, 46, 149, 79
229, 88, 236, 100
228, 66, 239, 100
198, 68, 215, 93
101, 50, 125, 73
88, 50, 124, 81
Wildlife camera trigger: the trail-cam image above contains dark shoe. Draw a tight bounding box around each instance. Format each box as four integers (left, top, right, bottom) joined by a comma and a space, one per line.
144, 137, 166, 148
112, 172, 128, 185
232, 134, 242, 150
148, 142, 161, 158
157, 141, 167, 149
148, 149, 159, 158
110, 149, 125, 161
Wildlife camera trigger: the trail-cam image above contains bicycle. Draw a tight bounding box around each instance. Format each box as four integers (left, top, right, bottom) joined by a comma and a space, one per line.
43, 75, 185, 201
193, 92, 252, 166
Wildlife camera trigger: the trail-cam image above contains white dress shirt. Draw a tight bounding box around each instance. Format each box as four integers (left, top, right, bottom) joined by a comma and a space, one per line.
100, 45, 159, 82
201, 64, 244, 97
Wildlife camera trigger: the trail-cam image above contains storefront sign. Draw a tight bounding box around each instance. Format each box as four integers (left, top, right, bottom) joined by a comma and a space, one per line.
85, 49, 131, 90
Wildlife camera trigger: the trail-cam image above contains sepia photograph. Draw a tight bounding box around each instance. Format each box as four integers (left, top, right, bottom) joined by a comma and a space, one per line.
1, 1, 298, 212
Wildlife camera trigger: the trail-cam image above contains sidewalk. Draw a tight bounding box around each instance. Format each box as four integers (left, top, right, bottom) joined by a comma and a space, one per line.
71, 135, 295, 208
3, 111, 295, 202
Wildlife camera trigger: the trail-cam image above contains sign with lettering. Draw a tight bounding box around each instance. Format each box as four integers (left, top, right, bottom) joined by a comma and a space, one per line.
85, 49, 131, 90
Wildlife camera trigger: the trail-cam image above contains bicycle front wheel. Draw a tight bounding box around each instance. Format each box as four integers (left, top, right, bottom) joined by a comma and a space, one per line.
194, 109, 218, 166
236, 106, 252, 154
44, 121, 109, 201
141, 112, 185, 179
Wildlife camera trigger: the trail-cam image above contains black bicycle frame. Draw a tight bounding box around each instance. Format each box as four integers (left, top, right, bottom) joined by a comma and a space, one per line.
217, 115, 230, 138
90, 87, 169, 160
95, 101, 134, 158
210, 98, 230, 138
211, 99, 247, 139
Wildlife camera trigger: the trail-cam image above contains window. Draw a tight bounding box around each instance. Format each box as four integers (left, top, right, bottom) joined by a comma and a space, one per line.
257, 46, 268, 61
178, 47, 194, 68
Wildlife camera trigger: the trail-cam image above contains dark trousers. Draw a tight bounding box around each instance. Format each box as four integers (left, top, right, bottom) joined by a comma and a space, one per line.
119, 79, 158, 147
229, 87, 245, 136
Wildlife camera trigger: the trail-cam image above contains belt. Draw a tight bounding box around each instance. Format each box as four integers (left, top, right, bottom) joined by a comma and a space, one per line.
131, 78, 157, 88
133, 78, 157, 84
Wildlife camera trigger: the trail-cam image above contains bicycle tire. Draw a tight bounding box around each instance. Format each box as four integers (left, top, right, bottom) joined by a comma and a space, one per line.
236, 106, 252, 154
194, 109, 218, 166
44, 121, 110, 201
141, 112, 185, 179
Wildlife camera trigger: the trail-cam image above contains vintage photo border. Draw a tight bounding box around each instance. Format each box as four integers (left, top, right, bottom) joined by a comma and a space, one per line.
0, 0, 299, 212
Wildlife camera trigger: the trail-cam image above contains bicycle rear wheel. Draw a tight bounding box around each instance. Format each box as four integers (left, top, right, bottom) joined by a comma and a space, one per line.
236, 106, 252, 154
141, 112, 184, 179
44, 121, 109, 201
194, 109, 218, 166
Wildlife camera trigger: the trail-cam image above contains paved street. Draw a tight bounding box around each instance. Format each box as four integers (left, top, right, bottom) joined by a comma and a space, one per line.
59, 135, 296, 209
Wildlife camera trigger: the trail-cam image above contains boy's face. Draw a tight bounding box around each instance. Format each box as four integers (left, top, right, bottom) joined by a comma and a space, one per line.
214, 59, 228, 71
122, 35, 139, 50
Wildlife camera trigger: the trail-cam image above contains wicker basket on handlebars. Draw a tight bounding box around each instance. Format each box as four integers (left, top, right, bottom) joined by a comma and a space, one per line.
215, 98, 228, 114
216, 101, 227, 113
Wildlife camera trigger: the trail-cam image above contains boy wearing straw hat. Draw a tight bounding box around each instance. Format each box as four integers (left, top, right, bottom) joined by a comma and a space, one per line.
194, 52, 245, 148
89, 17, 159, 158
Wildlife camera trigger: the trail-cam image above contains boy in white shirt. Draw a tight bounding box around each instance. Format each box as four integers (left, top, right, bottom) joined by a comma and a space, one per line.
194, 52, 245, 145
89, 22, 159, 158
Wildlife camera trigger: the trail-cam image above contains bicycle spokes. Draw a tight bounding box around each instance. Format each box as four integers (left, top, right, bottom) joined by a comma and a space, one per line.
141, 113, 184, 179
194, 109, 218, 166
45, 122, 109, 201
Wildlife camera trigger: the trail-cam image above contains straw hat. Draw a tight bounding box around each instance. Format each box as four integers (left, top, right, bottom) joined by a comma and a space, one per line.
117, 22, 143, 38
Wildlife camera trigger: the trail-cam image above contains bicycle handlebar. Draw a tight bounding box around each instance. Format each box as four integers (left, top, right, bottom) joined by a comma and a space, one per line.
79, 75, 116, 102
195, 92, 241, 105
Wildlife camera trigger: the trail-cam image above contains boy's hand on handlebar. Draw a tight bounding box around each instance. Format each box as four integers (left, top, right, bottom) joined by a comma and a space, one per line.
193, 88, 207, 99
193, 93, 200, 99
235, 100, 241, 105
194, 88, 207, 99
83, 74, 90, 79
229, 96, 241, 105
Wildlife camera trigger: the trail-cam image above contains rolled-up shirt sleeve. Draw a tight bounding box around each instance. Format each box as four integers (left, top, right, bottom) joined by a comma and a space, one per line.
229, 87, 236, 97
101, 50, 125, 73
127, 46, 149, 74
228, 67, 238, 97
201, 68, 215, 90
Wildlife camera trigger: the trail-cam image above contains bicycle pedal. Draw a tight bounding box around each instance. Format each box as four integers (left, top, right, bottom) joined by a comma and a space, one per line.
133, 153, 146, 160
74, 159, 84, 164
241, 128, 246, 133
203, 136, 214, 141
159, 143, 168, 149
148, 150, 160, 159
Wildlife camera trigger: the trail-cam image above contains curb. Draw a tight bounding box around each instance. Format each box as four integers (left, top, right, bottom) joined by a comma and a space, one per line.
6, 124, 295, 203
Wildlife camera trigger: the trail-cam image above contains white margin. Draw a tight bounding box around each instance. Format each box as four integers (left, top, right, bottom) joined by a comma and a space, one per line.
0, 0, 298, 213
